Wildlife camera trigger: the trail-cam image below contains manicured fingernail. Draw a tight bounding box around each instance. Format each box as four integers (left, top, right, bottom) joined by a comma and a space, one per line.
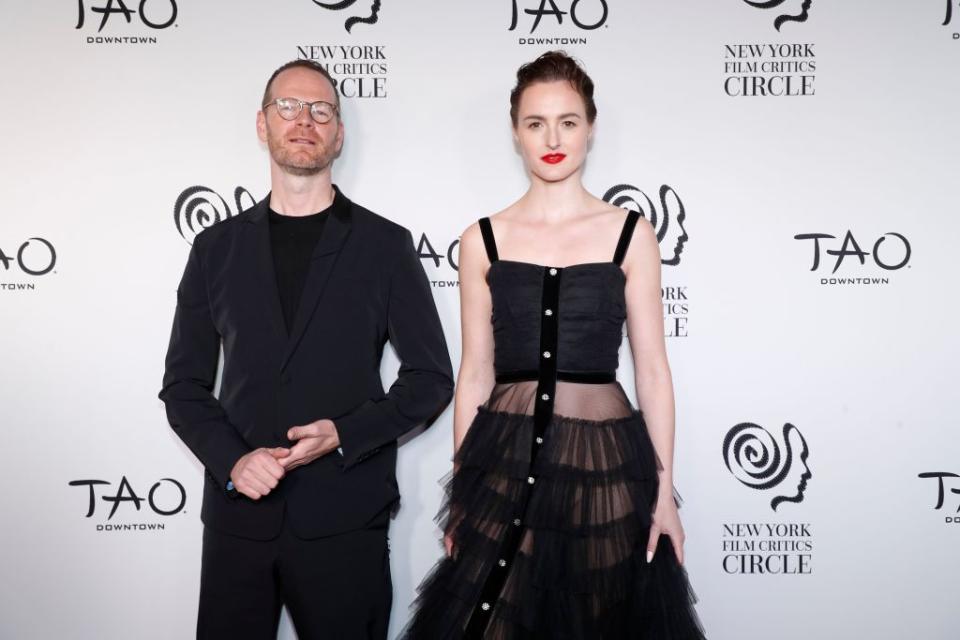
646, 550, 653, 563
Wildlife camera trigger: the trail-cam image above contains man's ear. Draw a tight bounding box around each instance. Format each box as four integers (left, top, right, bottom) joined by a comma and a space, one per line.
256, 110, 268, 143
335, 118, 345, 153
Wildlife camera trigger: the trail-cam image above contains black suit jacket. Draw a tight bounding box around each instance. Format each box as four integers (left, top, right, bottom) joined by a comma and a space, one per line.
159, 190, 453, 540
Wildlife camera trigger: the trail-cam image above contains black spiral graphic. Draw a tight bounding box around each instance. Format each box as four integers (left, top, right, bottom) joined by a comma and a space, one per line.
312, 0, 380, 32
723, 423, 787, 491
312, 0, 359, 8
345, 0, 380, 32
723, 422, 811, 511
602, 183, 688, 266
742, 0, 789, 8
603, 184, 659, 231
234, 186, 256, 213
774, 0, 810, 30
742, 0, 811, 31
173, 186, 236, 245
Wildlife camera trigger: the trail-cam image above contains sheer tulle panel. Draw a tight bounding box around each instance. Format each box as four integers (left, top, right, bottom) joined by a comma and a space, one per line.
447, 389, 666, 577
485, 380, 635, 421
402, 384, 706, 639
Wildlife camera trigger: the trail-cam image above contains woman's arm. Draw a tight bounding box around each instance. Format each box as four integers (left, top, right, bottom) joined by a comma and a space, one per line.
443, 222, 497, 557
452, 222, 497, 454
623, 218, 686, 564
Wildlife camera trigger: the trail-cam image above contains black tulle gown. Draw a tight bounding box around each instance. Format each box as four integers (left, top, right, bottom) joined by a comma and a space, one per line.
402, 213, 707, 639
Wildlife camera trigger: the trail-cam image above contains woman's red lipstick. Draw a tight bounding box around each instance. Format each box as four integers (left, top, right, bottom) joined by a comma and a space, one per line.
541, 153, 566, 164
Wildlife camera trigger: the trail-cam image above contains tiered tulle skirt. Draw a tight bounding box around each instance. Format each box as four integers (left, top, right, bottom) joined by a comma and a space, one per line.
401, 381, 707, 639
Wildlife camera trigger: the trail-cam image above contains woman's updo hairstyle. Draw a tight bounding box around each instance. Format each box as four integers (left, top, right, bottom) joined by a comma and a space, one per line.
509, 50, 597, 126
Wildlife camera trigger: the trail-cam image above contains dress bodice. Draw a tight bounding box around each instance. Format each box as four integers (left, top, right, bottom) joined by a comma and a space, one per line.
478, 211, 641, 378
488, 261, 627, 374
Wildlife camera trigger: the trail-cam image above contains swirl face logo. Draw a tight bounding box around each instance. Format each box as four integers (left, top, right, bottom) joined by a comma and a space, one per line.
723, 422, 812, 511
174, 185, 255, 245
312, 0, 382, 33
602, 184, 688, 266
741, 0, 812, 31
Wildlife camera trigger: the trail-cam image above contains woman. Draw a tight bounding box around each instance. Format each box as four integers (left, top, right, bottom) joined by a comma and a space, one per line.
403, 51, 707, 639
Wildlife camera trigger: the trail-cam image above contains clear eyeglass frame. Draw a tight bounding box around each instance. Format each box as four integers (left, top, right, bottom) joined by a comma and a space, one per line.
263, 97, 339, 124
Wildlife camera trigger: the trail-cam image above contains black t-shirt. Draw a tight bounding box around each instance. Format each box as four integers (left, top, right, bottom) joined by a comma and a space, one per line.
267, 189, 345, 332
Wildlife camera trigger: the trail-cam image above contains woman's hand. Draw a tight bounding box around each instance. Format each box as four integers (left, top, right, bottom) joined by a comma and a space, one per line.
647, 488, 685, 565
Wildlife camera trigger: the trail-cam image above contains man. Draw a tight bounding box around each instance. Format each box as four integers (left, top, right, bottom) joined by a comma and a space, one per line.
159, 59, 453, 639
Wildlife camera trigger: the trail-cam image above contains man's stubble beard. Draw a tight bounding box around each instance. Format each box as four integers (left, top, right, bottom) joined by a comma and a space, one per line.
267, 129, 338, 177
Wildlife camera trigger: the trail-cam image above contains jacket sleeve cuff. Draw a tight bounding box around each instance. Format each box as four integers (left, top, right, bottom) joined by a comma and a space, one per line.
332, 400, 386, 469
205, 438, 250, 495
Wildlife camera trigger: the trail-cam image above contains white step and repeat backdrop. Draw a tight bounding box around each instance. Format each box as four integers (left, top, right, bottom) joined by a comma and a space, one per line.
1, 1, 958, 638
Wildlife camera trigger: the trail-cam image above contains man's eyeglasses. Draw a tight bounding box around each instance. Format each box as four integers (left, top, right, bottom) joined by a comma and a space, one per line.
262, 97, 339, 124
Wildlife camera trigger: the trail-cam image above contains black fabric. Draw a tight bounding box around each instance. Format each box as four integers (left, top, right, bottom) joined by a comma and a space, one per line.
478, 217, 499, 263
489, 262, 627, 375
159, 187, 454, 541
480, 215, 631, 376
495, 370, 617, 384
464, 259, 564, 637
198, 515, 391, 639
613, 210, 641, 266
268, 191, 344, 333
402, 213, 706, 639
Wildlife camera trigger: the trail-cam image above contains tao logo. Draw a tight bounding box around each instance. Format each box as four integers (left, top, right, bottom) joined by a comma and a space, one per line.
510, 0, 608, 33
69, 476, 186, 520
417, 234, 460, 272
794, 231, 911, 273
76, 0, 178, 32
918, 472, 960, 523
0, 238, 56, 276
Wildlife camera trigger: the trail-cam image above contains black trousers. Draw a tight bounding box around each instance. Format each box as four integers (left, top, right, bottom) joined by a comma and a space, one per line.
197, 512, 392, 640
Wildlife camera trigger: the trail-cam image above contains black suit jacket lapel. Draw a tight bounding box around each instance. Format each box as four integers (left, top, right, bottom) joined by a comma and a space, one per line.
279, 198, 352, 373
243, 197, 288, 344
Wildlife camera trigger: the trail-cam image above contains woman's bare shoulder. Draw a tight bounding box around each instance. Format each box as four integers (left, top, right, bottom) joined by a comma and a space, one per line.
591, 196, 629, 218
488, 202, 523, 224
461, 202, 515, 240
